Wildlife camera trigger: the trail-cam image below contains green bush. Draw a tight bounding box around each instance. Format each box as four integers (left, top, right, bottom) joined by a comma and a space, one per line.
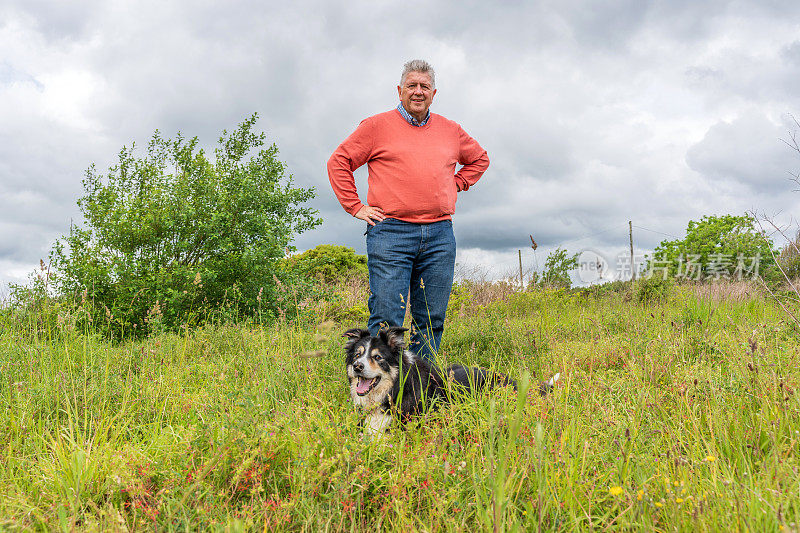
646, 214, 776, 281
577, 279, 631, 299
540, 247, 579, 289
49, 114, 321, 337
280, 245, 367, 284
777, 232, 800, 281
782, 255, 800, 281
634, 276, 673, 304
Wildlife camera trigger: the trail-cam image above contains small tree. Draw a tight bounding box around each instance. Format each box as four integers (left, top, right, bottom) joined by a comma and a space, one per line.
541, 247, 579, 288
647, 214, 775, 281
51, 114, 321, 335
281, 245, 367, 284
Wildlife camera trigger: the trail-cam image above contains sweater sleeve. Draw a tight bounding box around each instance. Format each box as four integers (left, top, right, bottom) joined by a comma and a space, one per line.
327, 118, 374, 216
454, 125, 489, 192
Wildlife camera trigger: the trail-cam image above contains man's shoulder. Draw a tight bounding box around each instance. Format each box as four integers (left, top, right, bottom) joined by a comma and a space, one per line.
430, 113, 462, 131
360, 109, 400, 126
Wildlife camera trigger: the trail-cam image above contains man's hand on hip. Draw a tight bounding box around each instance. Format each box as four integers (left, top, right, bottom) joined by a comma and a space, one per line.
355, 205, 386, 226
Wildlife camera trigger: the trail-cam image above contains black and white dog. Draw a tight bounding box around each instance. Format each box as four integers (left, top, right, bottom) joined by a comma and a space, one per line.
344, 326, 559, 436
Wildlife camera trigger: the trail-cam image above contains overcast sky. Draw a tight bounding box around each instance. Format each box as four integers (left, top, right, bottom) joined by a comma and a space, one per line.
2, 0, 800, 295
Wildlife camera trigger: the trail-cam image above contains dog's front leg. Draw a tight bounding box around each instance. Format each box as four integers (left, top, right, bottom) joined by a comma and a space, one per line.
364, 411, 392, 439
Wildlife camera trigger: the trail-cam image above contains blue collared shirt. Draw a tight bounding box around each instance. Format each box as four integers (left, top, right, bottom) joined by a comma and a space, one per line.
396, 103, 430, 127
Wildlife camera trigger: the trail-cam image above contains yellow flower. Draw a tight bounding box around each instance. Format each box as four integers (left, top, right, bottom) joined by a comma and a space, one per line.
676, 498, 684, 503
637, 489, 644, 501
609, 486, 624, 496
779, 525, 785, 531
655, 502, 663, 508
706, 455, 716, 462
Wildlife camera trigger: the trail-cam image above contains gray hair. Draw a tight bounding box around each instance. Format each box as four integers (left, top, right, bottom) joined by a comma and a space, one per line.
400, 59, 436, 89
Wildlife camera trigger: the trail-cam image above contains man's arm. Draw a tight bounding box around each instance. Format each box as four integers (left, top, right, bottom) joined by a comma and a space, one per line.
327, 119, 374, 216
454, 125, 490, 192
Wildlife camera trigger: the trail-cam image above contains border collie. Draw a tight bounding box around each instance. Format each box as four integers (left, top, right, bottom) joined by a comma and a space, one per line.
344, 327, 559, 436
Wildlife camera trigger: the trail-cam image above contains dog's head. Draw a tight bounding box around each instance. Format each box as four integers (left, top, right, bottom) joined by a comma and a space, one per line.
343, 327, 408, 408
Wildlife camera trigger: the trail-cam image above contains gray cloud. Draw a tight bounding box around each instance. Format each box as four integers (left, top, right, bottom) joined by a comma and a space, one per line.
686, 112, 798, 192
2, 0, 800, 289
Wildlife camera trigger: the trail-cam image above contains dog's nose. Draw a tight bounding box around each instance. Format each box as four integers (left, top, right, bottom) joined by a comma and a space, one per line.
353, 361, 364, 373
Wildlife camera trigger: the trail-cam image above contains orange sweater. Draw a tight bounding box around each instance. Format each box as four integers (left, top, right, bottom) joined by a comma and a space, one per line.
327, 110, 489, 223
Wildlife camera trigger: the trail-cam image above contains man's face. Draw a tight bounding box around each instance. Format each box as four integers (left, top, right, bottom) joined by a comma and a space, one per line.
397, 71, 436, 121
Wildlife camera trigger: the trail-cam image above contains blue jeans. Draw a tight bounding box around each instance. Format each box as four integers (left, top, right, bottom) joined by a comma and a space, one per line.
366, 218, 456, 363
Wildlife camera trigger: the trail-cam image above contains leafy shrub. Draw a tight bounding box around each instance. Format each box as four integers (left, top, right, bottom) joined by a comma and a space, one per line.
634, 277, 673, 304
777, 231, 800, 281
540, 248, 579, 289
49, 114, 321, 336
646, 214, 776, 281
577, 279, 631, 299
280, 245, 367, 284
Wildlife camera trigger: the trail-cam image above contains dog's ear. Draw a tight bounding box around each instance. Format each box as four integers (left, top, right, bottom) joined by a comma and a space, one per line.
342, 328, 370, 348
379, 326, 408, 350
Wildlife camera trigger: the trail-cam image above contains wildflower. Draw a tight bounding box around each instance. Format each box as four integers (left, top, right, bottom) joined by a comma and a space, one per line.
705, 455, 716, 462
676, 498, 684, 503
655, 502, 663, 508
637, 489, 644, 501
609, 486, 624, 496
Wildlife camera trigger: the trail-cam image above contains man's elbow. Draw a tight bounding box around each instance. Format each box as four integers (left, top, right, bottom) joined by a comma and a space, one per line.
327, 151, 342, 174
469, 151, 489, 175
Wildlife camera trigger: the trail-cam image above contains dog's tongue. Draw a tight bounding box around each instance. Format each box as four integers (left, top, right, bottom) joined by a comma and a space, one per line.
356, 377, 375, 394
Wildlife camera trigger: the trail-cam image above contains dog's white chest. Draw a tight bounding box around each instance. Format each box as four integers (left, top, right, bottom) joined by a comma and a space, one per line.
364, 412, 392, 437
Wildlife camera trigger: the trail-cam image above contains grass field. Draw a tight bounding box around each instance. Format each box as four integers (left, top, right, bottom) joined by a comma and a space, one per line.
1, 279, 799, 531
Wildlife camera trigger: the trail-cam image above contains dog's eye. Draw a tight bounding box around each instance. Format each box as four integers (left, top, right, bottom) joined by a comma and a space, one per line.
373, 354, 382, 361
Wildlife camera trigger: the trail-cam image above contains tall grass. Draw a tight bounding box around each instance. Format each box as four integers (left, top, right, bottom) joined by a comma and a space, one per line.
1, 280, 798, 531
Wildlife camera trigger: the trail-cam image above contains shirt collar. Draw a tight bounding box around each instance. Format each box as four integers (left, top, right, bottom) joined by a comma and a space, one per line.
396, 103, 430, 127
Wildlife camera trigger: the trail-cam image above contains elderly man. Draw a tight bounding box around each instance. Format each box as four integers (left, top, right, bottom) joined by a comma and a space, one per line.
327, 59, 489, 363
